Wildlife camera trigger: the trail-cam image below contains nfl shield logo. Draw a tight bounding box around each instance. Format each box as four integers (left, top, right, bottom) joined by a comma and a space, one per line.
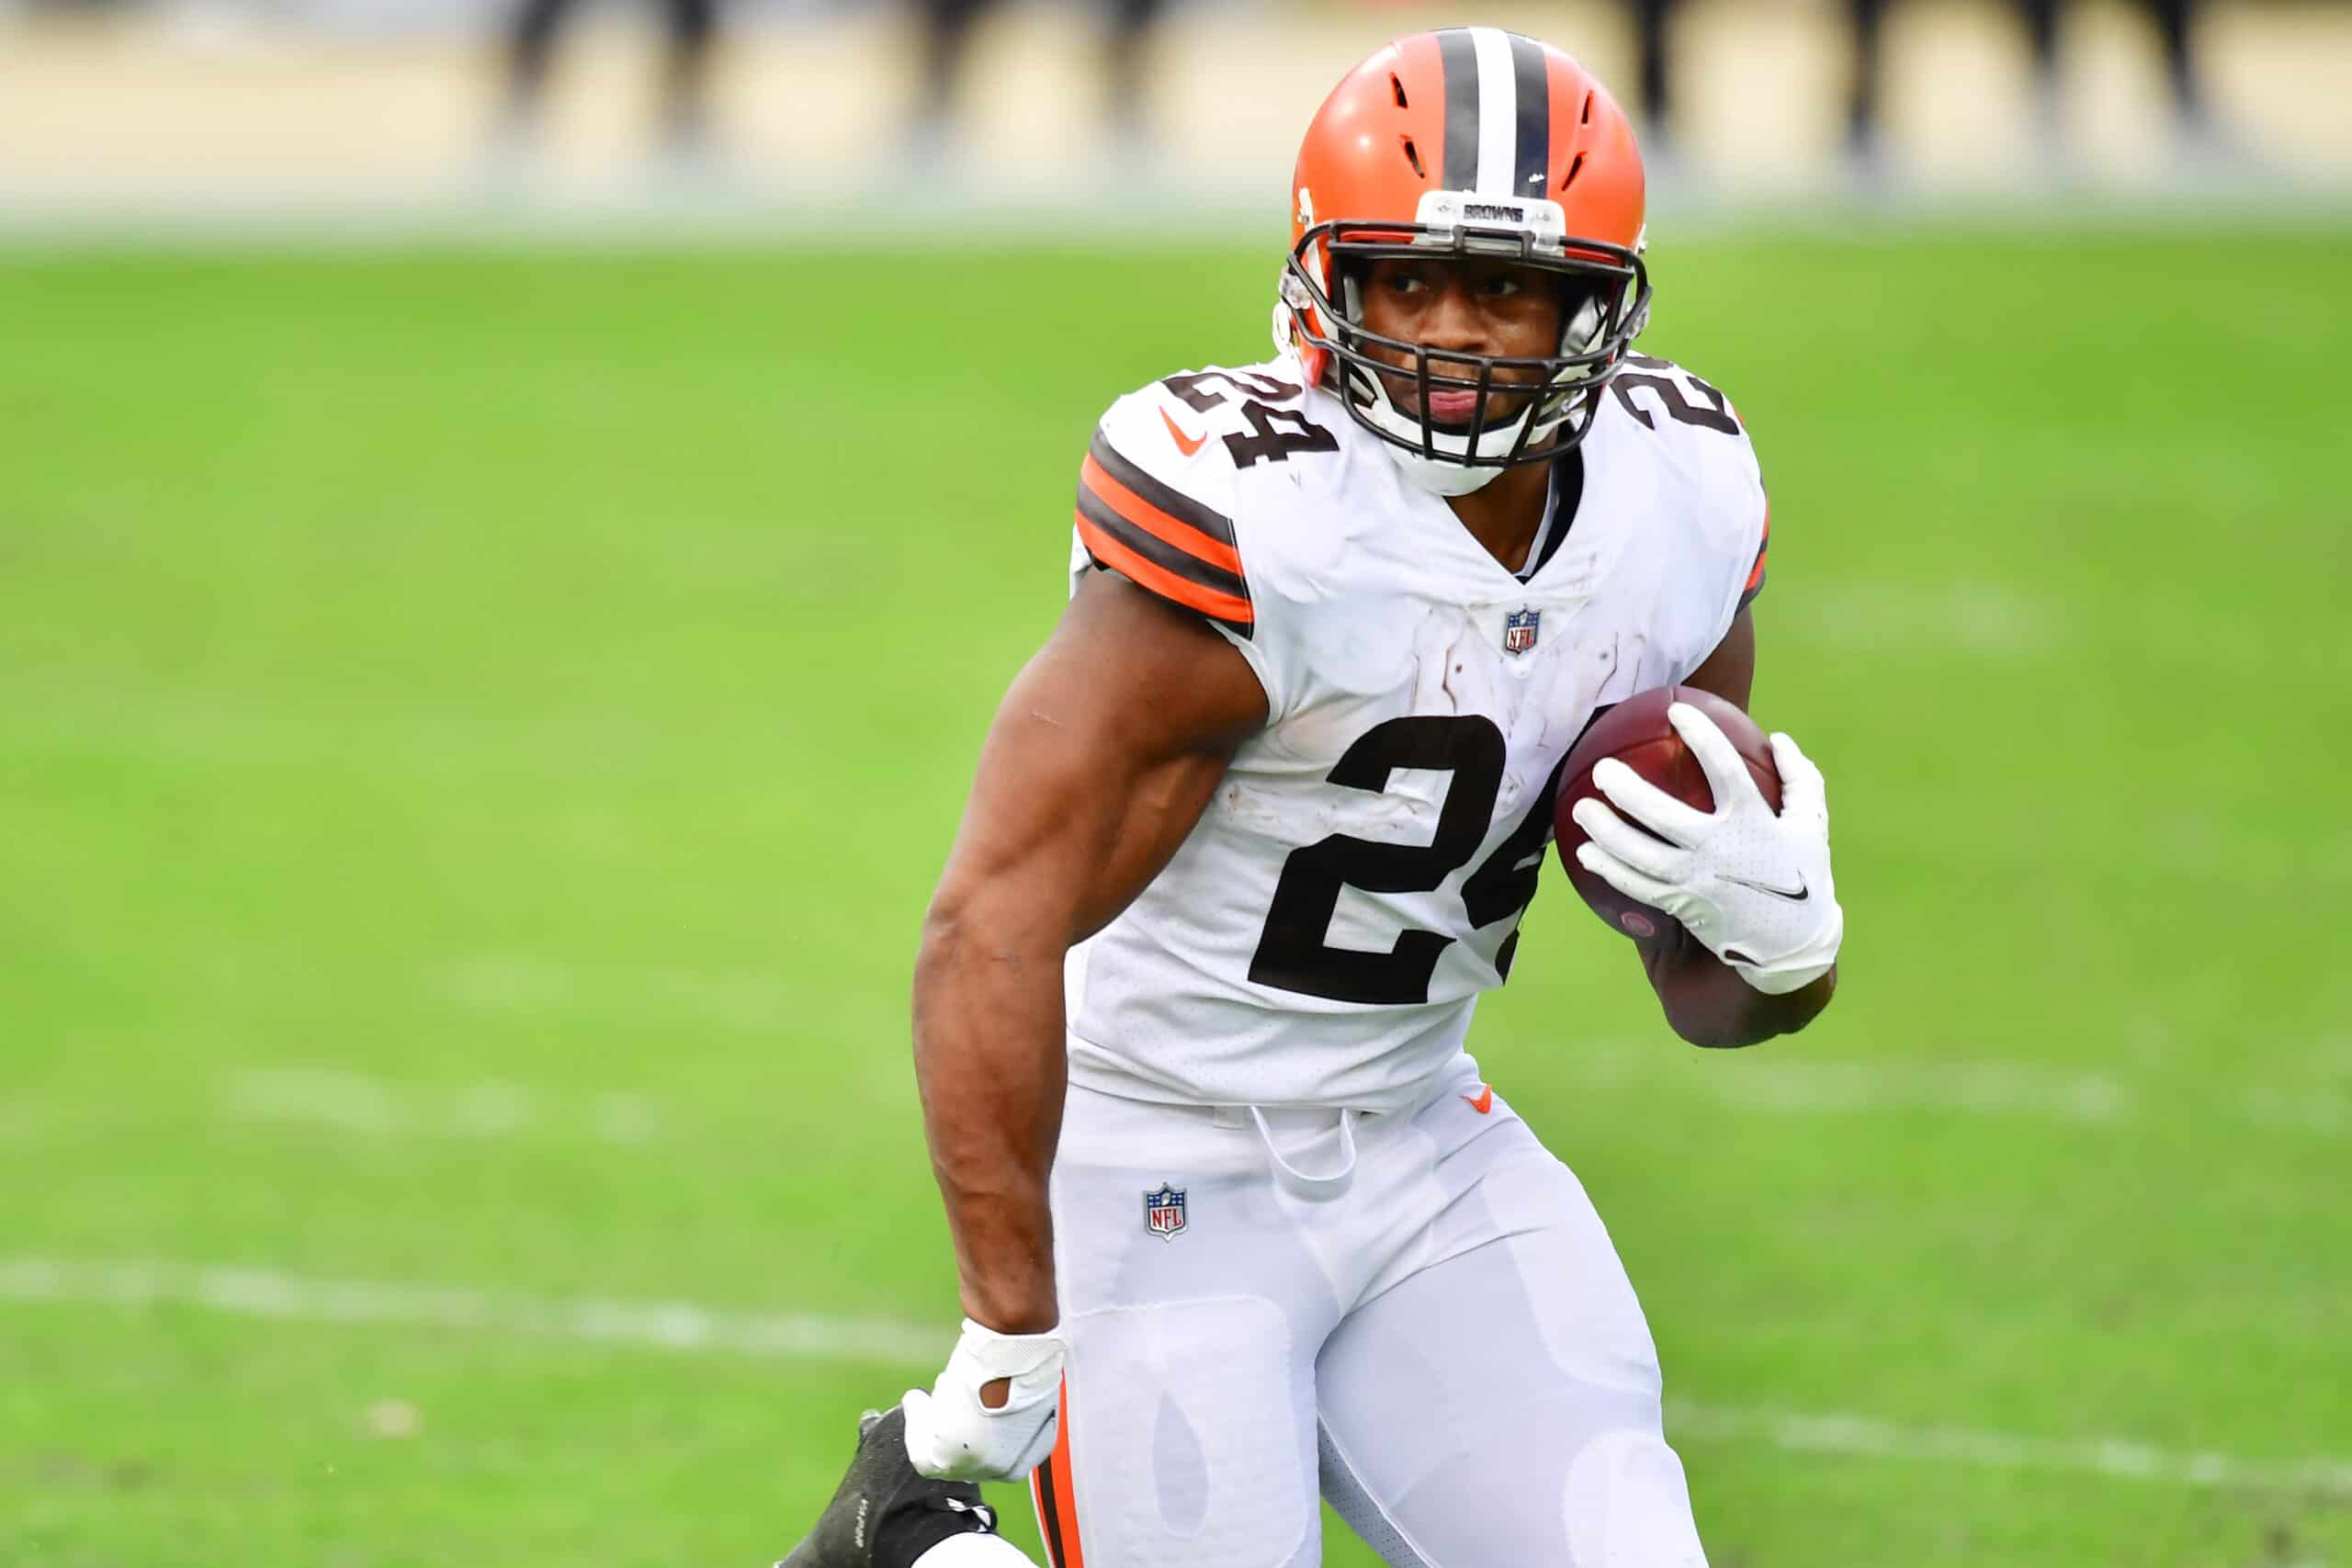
1503, 606, 1541, 656
1143, 1183, 1187, 1241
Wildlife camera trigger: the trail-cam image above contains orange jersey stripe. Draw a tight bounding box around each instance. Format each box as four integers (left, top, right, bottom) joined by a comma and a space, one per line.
1745, 510, 1770, 593
1079, 453, 1246, 578
1076, 509, 1255, 626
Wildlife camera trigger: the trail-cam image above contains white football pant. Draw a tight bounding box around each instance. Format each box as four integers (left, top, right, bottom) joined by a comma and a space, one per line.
1019, 1061, 1710, 1567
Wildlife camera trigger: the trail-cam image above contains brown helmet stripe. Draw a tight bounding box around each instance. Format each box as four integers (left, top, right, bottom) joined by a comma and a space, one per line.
1436, 28, 1481, 190
1508, 32, 1552, 197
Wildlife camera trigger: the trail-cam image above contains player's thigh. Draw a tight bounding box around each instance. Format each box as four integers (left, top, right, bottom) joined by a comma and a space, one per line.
1315, 1130, 1705, 1567
1035, 1088, 1334, 1568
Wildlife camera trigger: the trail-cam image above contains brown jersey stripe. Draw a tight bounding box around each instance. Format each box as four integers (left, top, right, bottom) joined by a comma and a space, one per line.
1076, 484, 1249, 603
1739, 508, 1770, 608
1079, 453, 1247, 578
1076, 508, 1254, 633
1084, 430, 1240, 562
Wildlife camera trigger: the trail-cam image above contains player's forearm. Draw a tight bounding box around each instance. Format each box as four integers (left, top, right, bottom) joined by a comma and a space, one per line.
910, 887, 1067, 1335
1645, 929, 1837, 1049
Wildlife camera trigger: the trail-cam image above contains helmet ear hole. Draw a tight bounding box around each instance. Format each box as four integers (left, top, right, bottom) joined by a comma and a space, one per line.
1556, 283, 1611, 355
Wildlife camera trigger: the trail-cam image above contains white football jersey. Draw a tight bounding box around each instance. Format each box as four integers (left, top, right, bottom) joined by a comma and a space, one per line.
1063, 352, 1770, 1113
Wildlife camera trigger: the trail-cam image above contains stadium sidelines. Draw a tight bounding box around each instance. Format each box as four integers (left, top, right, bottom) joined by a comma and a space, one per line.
5, 1256, 2346, 1500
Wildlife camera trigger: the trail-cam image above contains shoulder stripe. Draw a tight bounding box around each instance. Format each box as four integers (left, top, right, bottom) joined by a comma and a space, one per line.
1074, 425, 1253, 634
1075, 508, 1255, 634
1081, 430, 1242, 572
1078, 455, 1247, 581
1739, 507, 1770, 609
1071, 480, 1240, 593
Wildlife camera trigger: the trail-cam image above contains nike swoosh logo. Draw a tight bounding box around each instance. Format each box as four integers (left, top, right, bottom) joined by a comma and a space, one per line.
1159, 407, 1206, 457
1463, 1085, 1494, 1115
1722, 873, 1810, 902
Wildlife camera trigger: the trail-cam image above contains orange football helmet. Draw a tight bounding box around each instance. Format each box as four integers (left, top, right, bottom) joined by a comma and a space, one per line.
1279, 28, 1651, 491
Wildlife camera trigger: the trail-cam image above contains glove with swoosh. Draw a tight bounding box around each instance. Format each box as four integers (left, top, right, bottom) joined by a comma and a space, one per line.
1568, 702, 1843, 996
901, 1317, 1067, 1483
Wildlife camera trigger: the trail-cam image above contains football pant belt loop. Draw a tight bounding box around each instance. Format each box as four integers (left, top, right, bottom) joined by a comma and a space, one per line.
1237, 1104, 1362, 1201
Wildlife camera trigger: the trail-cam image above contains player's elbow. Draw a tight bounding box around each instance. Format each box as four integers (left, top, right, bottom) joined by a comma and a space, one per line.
915, 877, 985, 977
914, 870, 1068, 987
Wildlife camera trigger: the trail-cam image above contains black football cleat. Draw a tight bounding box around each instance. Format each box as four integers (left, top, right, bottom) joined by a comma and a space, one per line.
777, 1405, 1001, 1568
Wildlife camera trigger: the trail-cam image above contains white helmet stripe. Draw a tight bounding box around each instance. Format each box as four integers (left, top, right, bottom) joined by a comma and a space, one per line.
1470, 27, 1520, 197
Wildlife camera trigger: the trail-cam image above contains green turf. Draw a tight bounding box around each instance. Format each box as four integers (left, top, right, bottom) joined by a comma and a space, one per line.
2, 226, 2347, 1568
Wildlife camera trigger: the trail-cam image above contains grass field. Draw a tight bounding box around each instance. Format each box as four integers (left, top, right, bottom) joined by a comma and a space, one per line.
3, 224, 2349, 1568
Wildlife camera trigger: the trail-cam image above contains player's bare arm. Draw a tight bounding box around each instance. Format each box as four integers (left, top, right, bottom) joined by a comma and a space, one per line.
901, 569, 1264, 1472
1633, 605, 1839, 1049
914, 570, 1264, 1328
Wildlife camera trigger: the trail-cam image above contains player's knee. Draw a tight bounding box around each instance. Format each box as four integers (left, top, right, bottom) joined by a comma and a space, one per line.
1564, 1427, 1708, 1567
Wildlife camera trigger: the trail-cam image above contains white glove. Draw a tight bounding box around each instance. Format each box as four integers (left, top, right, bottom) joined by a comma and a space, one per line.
901, 1317, 1067, 1483
1569, 702, 1843, 996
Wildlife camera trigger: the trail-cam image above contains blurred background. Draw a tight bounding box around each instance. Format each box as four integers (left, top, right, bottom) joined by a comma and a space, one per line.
3, 5, 2349, 1568
3, 0, 2348, 220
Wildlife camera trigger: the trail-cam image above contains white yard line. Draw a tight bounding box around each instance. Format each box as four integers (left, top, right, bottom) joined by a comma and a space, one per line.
0, 1257, 942, 1365
1663, 1401, 2352, 1497
1569, 1055, 2346, 1141
210, 1059, 2348, 1150
4, 1256, 2346, 1499
222, 1068, 662, 1145
1696, 1060, 2133, 1124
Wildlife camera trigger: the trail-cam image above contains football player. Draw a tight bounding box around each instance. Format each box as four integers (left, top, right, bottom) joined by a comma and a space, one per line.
784, 28, 1842, 1568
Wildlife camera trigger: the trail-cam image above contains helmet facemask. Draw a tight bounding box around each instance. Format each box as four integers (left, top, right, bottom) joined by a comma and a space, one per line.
1283, 212, 1651, 494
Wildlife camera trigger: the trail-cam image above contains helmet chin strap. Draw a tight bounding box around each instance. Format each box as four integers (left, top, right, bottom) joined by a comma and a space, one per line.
1359, 380, 1528, 495
1347, 353, 1570, 495
1389, 450, 1510, 497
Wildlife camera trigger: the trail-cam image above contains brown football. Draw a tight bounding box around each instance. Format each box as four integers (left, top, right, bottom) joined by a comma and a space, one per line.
1554, 685, 1781, 941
